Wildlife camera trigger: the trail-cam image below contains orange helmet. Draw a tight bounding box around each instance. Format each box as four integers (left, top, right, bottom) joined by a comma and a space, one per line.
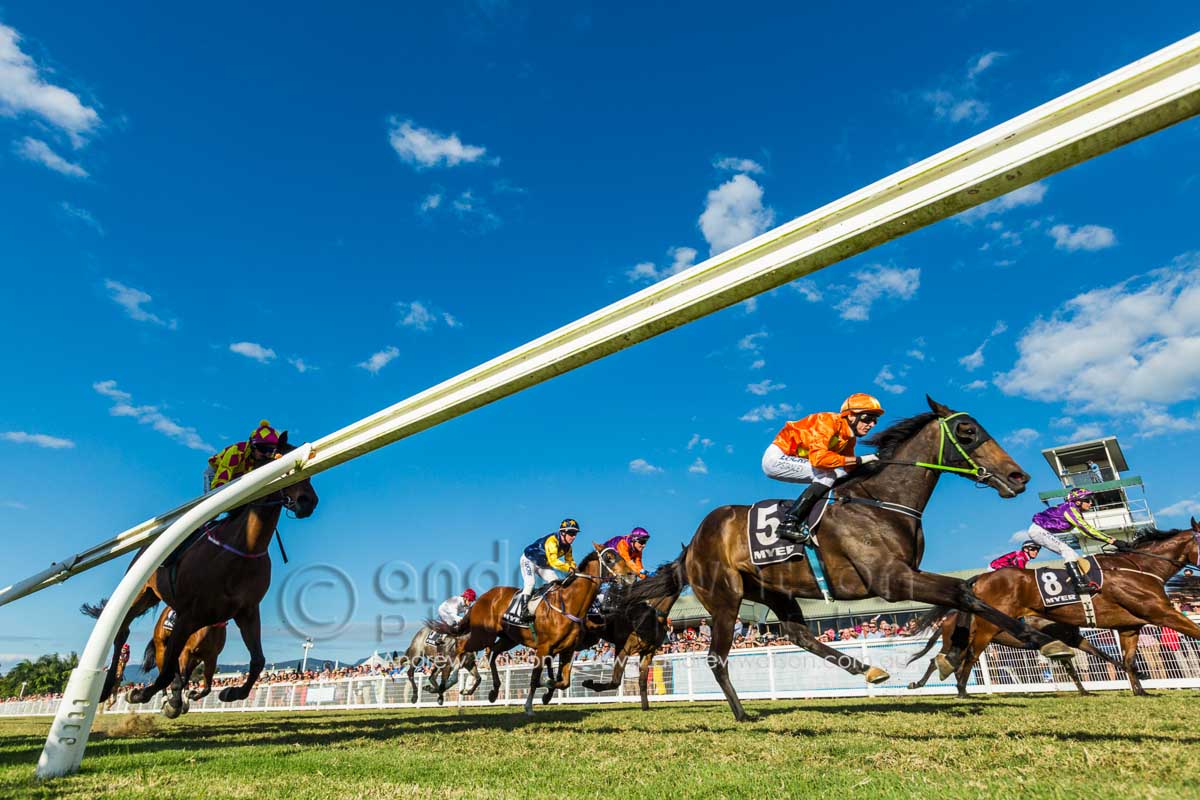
840, 393, 885, 417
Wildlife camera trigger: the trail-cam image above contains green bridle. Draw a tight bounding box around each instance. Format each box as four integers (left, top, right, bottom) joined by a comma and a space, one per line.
908, 412, 994, 484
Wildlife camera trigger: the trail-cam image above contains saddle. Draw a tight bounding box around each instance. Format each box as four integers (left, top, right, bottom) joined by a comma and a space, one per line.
501, 583, 556, 628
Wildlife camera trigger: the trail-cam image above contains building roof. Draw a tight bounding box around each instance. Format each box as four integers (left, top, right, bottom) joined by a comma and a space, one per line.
1041, 436, 1129, 473
1037, 475, 1144, 502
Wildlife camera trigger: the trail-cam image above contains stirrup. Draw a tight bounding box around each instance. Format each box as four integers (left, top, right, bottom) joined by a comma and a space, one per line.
777, 520, 812, 545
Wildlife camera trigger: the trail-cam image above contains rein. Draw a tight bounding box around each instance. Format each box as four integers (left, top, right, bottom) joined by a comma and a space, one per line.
204, 492, 291, 560
877, 412, 996, 487
542, 548, 621, 624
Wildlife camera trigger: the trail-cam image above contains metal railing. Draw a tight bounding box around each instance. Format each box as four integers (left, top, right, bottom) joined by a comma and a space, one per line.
5, 627, 1198, 718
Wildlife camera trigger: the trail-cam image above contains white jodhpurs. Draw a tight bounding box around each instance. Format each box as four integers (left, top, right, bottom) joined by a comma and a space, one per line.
519, 555, 559, 596
1026, 523, 1083, 562
761, 444, 845, 486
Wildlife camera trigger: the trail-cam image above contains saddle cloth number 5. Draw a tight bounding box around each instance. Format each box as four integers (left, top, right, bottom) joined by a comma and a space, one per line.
756, 503, 783, 545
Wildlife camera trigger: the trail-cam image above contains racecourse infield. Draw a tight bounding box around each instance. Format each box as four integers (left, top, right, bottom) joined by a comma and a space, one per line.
1, 693, 1198, 799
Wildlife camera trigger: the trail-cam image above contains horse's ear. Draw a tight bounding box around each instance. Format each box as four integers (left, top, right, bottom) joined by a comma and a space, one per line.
593, 542, 603, 552
278, 430, 289, 446
1191, 516, 1199, 531
926, 395, 952, 417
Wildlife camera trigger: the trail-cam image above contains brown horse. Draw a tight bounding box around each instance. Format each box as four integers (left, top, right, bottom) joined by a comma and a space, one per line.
431, 544, 638, 715
905, 610, 1126, 697
82, 433, 318, 716
402, 624, 481, 705
139, 607, 228, 717
579, 550, 688, 710
619, 397, 1075, 721
932, 519, 1200, 696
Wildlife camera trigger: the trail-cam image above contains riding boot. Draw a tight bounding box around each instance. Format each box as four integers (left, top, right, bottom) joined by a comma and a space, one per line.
778, 483, 831, 543
1066, 560, 1099, 595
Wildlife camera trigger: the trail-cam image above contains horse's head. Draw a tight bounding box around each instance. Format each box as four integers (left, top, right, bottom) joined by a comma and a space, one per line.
922, 396, 1030, 498
592, 543, 640, 585
274, 432, 319, 518
1188, 517, 1200, 565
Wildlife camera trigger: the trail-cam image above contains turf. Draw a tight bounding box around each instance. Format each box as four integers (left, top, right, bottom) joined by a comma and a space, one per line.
0, 692, 1197, 799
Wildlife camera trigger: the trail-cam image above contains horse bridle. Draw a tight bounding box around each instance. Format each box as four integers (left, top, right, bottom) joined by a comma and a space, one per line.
544, 547, 623, 623
881, 412, 996, 487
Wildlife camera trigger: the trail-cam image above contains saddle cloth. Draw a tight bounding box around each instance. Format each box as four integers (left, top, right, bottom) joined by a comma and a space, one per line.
1035, 556, 1104, 607
501, 584, 553, 628
747, 495, 832, 568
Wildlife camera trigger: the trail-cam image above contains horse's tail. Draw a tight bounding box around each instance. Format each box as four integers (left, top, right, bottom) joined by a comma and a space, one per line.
620, 546, 690, 607
80, 596, 159, 620
426, 615, 468, 637
905, 620, 947, 666
141, 640, 157, 673
908, 604, 953, 637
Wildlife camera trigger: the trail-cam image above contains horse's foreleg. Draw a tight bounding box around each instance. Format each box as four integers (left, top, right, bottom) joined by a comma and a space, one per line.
543, 648, 576, 705
219, 607, 264, 702
761, 590, 888, 683
190, 657, 215, 701
407, 665, 419, 704
692, 576, 749, 722
524, 652, 547, 716
128, 617, 191, 704
637, 650, 655, 711
101, 588, 160, 701
464, 652, 481, 697
908, 659, 938, 691
582, 647, 630, 694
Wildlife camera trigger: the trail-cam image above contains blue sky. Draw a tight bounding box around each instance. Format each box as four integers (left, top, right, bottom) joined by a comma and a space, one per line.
2, 2, 1200, 667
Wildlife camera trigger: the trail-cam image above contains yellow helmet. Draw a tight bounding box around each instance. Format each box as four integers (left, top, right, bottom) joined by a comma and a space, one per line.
840, 393, 885, 417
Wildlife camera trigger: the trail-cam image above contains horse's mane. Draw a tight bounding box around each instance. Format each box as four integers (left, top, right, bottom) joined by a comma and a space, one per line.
578, 549, 599, 570
837, 412, 938, 487
1132, 526, 1191, 545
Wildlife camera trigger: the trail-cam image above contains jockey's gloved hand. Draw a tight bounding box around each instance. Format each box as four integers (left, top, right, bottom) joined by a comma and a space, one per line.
1112, 539, 1133, 552
858, 454, 879, 465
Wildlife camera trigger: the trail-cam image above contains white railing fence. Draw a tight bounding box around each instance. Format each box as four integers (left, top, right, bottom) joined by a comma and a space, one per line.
6, 628, 1198, 718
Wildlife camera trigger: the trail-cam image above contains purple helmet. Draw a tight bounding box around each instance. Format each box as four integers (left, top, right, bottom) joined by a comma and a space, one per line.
1067, 488, 1094, 504
629, 527, 650, 542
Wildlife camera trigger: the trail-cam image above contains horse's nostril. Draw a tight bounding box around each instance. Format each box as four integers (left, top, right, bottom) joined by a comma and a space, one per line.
1009, 471, 1028, 484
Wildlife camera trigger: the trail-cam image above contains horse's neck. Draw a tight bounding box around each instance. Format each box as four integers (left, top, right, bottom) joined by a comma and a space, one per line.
854, 424, 940, 510
560, 561, 602, 611
1130, 535, 1192, 578
237, 504, 282, 554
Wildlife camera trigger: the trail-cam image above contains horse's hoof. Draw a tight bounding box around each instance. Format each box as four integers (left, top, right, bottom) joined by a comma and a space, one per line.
581, 680, 596, 691
180, 701, 191, 715
488, 689, 499, 704
935, 654, 955, 680
218, 687, 242, 703
161, 701, 182, 719
542, 692, 553, 706
864, 666, 890, 684
437, 696, 445, 707
906, 682, 918, 690
1039, 641, 1073, 660
127, 688, 149, 704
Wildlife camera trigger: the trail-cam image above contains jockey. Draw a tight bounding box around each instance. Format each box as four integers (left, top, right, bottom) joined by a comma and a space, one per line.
204, 420, 282, 493
1027, 488, 1117, 594
989, 540, 1041, 571
437, 589, 476, 628
603, 527, 650, 577
508, 519, 579, 622
762, 393, 884, 543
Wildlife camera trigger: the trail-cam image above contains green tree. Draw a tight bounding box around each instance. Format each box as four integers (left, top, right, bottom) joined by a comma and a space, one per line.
0, 652, 79, 697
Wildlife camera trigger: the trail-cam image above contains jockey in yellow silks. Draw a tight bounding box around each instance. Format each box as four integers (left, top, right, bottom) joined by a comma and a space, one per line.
203, 420, 282, 493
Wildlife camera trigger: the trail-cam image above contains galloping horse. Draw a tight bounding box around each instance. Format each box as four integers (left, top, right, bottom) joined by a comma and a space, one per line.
928, 519, 1200, 696
402, 624, 481, 705
430, 545, 638, 715
140, 607, 228, 717
580, 551, 688, 711
905, 610, 1126, 697
619, 398, 1074, 720
82, 433, 318, 716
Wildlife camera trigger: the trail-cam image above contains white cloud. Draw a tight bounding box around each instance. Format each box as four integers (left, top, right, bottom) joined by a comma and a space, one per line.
995, 258, 1200, 435
419, 193, 442, 212
738, 331, 767, 352
104, 279, 176, 329
449, 189, 501, 229
229, 342, 276, 363
61, 202, 103, 234
357, 346, 400, 374
626, 246, 697, 284
396, 300, 460, 331
1, 500, 27, 510
0, 431, 74, 449
740, 403, 797, 423
1004, 427, 1039, 447
92, 380, 211, 451
963, 379, 988, 391
14, 137, 87, 177
967, 51, 1006, 79
687, 434, 714, 450
1160, 497, 1200, 519
834, 265, 920, 321
387, 118, 490, 169
747, 378, 786, 396
688, 457, 708, 475
1009, 529, 1031, 545
699, 174, 775, 256
958, 182, 1047, 223
749, 359, 765, 370
791, 280, 822, 302
923, 89, 988, 124
959, 320, 1007, 371
628, 458, 663, 475
0, 24, 100, 145
1048, 224, 1117, 252
741, 297, 758, 314
713, 156, 764, 174
287, 357, 317, 374
873, 365, 906, 395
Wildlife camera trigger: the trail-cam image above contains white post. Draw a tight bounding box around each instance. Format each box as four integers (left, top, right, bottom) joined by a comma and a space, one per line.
35, 446, 311, 780
767, 649, 777, 700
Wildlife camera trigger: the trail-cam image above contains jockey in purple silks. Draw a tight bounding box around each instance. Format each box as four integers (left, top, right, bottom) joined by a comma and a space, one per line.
1026, 488, 1118, 594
